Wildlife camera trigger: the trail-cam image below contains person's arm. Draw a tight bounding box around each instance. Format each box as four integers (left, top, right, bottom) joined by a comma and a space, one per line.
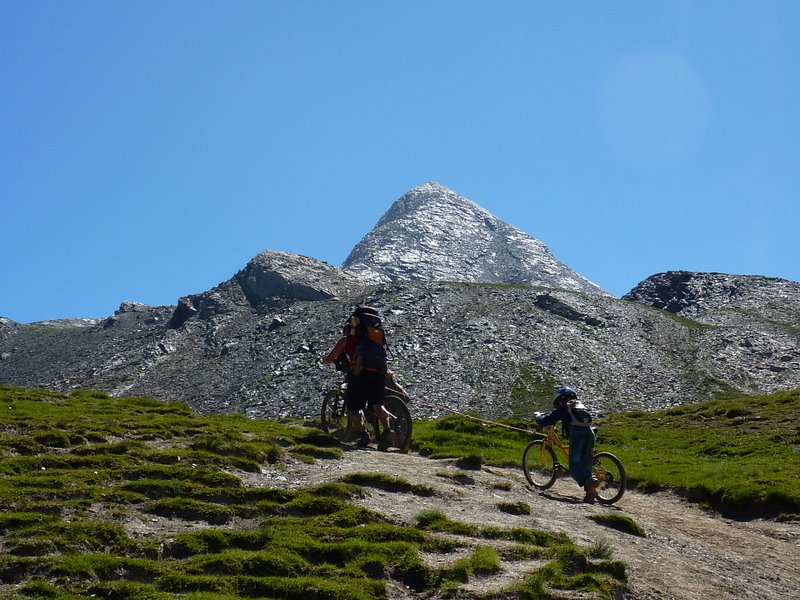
323, 337, 347, 364
534, 406, 565, 427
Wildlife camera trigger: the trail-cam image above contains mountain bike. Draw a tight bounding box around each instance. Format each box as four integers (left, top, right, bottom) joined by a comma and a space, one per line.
522, 426, 626, 504
320, 379, 412, 453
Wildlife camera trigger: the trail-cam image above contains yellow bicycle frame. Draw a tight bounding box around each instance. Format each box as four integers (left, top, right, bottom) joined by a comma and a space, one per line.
538, 425, 570, 463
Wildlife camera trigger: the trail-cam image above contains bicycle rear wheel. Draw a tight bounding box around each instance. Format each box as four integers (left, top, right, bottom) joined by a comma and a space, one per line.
522, 441, 558, 489
381, 393, 413, 453
321, 389, 350, 441
592, 452, 627, 505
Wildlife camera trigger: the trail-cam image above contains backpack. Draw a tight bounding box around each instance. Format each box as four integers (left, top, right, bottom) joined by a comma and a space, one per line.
350, 306, 386, 347
350, 306, 388, 372
566, 400, 592, 429
356, 338, 387, 372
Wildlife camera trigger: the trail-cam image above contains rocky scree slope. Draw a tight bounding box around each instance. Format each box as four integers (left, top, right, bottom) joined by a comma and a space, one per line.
343, 182, 606, 296
2, 184, 798, 418
1, 252, 798, 421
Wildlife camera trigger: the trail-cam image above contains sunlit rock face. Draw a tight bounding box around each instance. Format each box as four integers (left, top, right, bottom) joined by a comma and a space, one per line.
343, 182, 607, 296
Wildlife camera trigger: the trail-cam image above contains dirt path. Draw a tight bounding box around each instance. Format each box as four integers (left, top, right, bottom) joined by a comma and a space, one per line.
255, 446, 800, 600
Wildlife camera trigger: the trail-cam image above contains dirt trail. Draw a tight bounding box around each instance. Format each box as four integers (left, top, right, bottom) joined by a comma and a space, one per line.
256, 446, 800, 600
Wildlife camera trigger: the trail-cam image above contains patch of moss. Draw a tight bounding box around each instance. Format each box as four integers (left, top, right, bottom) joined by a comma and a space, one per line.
498, 501, 531, 516
589, 514, 647, 537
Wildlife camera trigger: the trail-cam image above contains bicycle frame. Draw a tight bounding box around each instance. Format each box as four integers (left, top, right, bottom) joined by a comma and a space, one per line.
539, 426, 569, 461
528, 426, 572, 479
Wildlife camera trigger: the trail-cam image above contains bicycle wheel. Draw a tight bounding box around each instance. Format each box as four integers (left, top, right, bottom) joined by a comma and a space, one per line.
321, 389, 350, 441
381, 393, 413, 453
592, 452, 627, 505
522, 441, 558, 489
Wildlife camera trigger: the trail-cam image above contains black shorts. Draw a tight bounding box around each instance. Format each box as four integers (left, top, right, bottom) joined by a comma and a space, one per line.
346, 370, 385, 412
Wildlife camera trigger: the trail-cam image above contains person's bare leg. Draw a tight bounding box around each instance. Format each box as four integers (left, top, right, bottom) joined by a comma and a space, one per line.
349, 409, 364, 431
372, 404, 392, 430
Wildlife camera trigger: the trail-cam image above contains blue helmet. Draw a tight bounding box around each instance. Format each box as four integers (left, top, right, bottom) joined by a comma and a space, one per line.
553, 386, 578, 407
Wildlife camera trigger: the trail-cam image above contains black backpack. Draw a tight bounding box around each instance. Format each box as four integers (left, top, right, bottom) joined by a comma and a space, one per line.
350, 306, 388, 372
356, 338, 387, 372
350, 306, 386, 346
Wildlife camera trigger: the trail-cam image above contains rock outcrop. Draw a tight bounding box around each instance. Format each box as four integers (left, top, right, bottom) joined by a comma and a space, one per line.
624, 271, 800, 326
166, 251, 365, 328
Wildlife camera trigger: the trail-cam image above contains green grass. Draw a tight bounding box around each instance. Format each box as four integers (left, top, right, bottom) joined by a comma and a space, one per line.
589, 514, 647, 537
9, 384, 795, 596
340, 472, 436, 496
598, 389, 800, 518
414, 389, 800, 519
414, 510, 625, 597
0, 385, 626, 599
414, 412, 532, 466
498, 501, 532, 515
437, 545, 503, 587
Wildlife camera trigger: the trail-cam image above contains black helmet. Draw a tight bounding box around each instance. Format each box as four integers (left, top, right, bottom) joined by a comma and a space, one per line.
553, 386, 577, 408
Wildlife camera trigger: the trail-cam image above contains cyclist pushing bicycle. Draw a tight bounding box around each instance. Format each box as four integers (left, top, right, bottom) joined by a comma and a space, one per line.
323, 307, 394, 449
534, 386, 602, 503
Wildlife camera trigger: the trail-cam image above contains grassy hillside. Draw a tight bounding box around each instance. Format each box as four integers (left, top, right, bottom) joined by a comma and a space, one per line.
2, 384, 796, 599
413, 389, 800, 519
0, 386, 624, 600
598, 390, 800, 518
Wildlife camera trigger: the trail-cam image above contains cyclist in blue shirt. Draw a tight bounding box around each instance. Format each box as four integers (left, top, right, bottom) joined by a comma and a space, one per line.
534, 386, 601, 503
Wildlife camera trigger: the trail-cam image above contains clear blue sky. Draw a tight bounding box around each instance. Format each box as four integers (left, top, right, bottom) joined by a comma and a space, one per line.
2, 1, 798, 323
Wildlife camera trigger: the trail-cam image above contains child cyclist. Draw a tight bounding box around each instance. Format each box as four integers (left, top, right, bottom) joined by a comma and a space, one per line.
534, 386, 601, 502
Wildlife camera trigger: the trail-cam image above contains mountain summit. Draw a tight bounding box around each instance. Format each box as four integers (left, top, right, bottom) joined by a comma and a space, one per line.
342, 182, 606, 295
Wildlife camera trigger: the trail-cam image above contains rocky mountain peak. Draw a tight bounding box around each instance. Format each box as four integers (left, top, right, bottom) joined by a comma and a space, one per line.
373, 182, 472, 228
342, 182, 606, 295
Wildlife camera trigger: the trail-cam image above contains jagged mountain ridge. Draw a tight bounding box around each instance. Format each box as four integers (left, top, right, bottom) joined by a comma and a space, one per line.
1, 253, 798, 420
1, 184, 798, 419
343, 182, 605, 295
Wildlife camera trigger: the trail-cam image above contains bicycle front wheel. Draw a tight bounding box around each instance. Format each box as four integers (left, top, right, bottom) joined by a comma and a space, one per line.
522, 441, 558, 489
380, 393, 413, 453
321, 389, 349, 441
592, 452, 627, 505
